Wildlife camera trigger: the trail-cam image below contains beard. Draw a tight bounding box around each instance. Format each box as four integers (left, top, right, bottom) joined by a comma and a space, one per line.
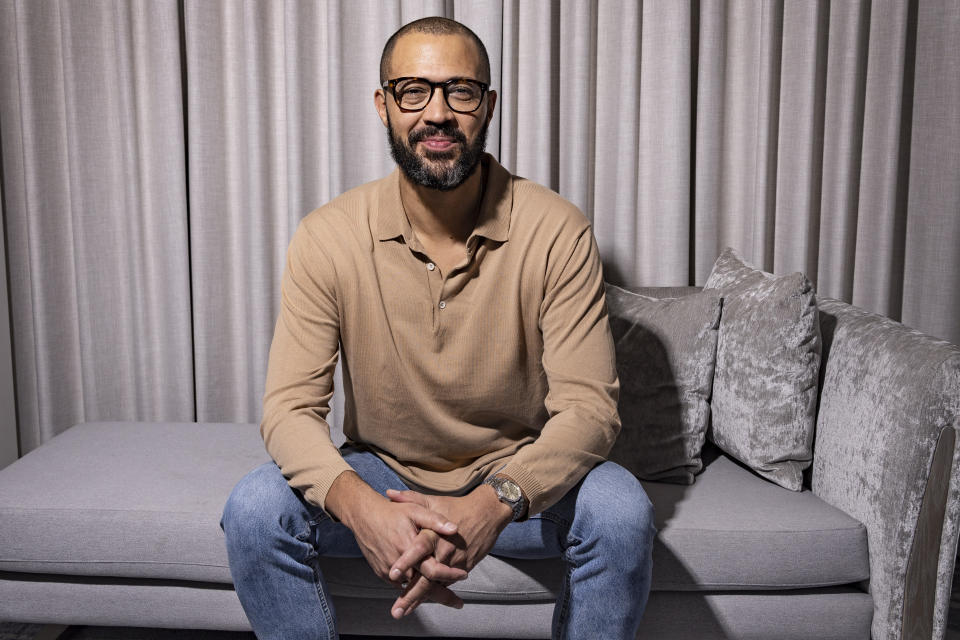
386, 113, 488, 191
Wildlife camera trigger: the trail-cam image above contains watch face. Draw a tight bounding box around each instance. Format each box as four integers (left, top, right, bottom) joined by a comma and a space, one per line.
500, 480, 522, 502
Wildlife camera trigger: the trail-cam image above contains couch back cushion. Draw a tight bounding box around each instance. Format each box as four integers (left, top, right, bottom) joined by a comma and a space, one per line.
605, 284, 721, 483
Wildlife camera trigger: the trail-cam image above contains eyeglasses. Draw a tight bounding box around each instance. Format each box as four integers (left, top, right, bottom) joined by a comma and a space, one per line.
382, 77, 489, 113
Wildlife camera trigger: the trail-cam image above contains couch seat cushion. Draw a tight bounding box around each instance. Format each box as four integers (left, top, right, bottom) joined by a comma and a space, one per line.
0, 421, 271, 583
645, 447, 870, 590
0, 422, 869, 598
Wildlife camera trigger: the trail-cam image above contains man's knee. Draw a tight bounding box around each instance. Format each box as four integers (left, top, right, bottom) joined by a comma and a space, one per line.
576, 462, 656, 545
222, 462, 301, 545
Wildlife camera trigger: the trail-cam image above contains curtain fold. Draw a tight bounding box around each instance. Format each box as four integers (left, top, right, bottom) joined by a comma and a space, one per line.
901, 0, 960, 346
816, 0, 870, 303
0, 0, 193, 450
852, 0, 913, 320
1, 0, 958, 455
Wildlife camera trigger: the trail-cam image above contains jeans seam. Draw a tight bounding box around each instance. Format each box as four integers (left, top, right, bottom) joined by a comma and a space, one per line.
554, 559, 574, 639
303, 534, 338, 638
534, 510, 571, 530
533, 510, 579, 640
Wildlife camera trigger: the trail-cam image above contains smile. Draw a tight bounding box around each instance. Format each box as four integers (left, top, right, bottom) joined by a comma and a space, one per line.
420, 137, 458, 152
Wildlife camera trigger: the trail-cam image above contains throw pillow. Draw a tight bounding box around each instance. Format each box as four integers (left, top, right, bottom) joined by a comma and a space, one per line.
704, 248, 821, 491
604, 284, 722, 484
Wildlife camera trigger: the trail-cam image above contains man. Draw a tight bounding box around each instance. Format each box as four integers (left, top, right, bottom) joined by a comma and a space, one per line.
222, 17, 655, 640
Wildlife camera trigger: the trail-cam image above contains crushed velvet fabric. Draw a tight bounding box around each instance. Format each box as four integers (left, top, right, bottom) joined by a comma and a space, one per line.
704, 248, 820, 491
604, 284, 721, 483
813, 297, 960, 640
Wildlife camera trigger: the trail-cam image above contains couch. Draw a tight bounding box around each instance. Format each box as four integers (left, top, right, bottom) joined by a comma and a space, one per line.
0, 286, 958, 639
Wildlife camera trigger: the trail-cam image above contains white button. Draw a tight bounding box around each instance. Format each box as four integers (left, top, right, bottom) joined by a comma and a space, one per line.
427, 262, 436, 271
438, 301, 446, 309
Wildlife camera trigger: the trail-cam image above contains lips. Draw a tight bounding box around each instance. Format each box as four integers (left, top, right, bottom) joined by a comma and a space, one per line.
420, 137, 457, 151
408, 126, 467, 153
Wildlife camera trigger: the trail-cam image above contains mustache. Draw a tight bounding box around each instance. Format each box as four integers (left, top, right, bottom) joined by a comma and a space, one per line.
408, 124, 467, 145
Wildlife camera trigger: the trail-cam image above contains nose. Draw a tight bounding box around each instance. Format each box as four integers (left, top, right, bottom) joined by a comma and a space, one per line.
422, 85, 455, 124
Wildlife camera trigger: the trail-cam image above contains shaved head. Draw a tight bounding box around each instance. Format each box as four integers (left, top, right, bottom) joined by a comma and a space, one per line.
380, 17, 491, 84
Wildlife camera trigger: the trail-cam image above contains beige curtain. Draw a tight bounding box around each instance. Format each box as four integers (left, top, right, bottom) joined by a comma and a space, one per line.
1, 0, 958, 443
0, 0, 195, 453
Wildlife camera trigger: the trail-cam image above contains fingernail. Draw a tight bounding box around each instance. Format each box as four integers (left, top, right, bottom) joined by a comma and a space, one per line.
390, 568, 401, 579
443, 521, 456, 532
393, 607, 404, 618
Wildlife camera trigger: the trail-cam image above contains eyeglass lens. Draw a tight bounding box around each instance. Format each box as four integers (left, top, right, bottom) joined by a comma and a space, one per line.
394, 79, 484, 112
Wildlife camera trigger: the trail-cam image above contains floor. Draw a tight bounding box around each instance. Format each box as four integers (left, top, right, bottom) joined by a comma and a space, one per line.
0, 621, 959, 639
0, 623, 478, 640
4, 594, 960, 640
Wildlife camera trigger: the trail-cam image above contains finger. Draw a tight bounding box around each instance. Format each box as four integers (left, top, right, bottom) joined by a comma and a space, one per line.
386, 488, 426, 504
408, 505, 458, 536
418, 555, 468, 583
391, 574, 432, 619
392, 577, 464, 618
433, 534, 470, 572
388, 530, 438, 583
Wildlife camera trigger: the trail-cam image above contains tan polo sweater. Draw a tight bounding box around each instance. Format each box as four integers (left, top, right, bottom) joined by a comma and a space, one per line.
261, 154, 620, 517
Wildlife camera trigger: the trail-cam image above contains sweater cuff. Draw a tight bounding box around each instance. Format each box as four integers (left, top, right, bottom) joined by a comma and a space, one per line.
498, 462, 546, 519
302, 459, 356, 515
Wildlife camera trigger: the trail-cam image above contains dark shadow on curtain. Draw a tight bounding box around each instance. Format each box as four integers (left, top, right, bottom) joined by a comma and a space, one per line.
888, 0, 919, 322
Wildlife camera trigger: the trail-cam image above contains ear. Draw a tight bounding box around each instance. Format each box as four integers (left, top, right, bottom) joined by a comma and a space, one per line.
375, 88, 389, 127
484, 89, 497, 127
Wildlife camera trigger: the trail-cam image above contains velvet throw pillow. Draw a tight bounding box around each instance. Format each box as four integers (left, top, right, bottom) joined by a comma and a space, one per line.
604, 284, 721, 484
704, 248, 821, 491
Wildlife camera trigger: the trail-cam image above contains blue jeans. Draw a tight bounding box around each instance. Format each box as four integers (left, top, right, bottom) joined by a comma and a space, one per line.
221, 447, 655, 639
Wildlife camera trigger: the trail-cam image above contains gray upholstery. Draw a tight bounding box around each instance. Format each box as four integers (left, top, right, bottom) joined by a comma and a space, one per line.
605, 284, 722, 483
0, 422, 867, 596
0, 573, 873, 639
645, 447, 868, 590
704, 248, 821, 491
812, 298, 960, 640
0, 422, 269, 583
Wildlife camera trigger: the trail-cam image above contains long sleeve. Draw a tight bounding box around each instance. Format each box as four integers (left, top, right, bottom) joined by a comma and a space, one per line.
260, 221, 353, 510
499, 228, 621, 516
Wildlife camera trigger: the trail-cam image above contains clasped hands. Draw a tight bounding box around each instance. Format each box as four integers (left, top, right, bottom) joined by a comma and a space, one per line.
334, 475, 513, 621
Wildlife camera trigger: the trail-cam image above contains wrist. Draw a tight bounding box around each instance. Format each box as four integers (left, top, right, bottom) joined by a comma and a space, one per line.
475, 484, 514, 526
325, 471, 383, 527
480, 475, 528, 523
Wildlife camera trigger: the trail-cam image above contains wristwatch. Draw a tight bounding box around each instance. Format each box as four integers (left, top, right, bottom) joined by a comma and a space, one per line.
483, 475, 527, 521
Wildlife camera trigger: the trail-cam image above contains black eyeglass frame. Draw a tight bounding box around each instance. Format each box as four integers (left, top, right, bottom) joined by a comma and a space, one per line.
381, 77, 490, 114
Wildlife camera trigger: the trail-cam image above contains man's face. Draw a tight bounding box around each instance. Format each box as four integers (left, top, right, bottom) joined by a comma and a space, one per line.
376, 33, 497, 191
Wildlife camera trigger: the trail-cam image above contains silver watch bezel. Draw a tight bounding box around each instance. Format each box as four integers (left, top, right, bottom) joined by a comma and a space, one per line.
484, 475, 526, 521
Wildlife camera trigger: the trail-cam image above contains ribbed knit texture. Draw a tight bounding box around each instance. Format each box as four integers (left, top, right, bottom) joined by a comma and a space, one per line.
261, 155, 620, 516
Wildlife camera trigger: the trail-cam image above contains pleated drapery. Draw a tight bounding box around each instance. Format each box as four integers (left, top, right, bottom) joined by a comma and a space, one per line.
1, 0, 958, 459
0, 1, 195, 453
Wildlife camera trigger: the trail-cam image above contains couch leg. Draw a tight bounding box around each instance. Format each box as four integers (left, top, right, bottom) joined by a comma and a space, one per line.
31, 625, 70, 640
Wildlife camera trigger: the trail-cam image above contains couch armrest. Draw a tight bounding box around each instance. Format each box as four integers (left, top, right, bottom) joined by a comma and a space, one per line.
812, 298, 960, 640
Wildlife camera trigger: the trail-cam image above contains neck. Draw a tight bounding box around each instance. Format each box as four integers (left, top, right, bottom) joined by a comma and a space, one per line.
399, 163, 484, 244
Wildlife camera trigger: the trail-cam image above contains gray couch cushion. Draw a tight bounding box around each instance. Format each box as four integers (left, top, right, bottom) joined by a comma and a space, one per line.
704, 248, 821, 491
0, 421, 868, 597
0, 421, 271, 583
646, 446, 869, 590
604, 283, 721, 483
